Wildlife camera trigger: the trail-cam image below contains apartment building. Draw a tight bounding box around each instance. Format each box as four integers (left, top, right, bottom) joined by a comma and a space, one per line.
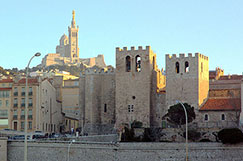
62, 79, 79, 132
9, 77, 62, 133
0, 78, 13, 130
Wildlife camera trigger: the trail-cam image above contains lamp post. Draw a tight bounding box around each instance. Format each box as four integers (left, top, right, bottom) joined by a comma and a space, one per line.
176, 100, 188, 161
67, 140, 76, 161
24, 52, 41, 161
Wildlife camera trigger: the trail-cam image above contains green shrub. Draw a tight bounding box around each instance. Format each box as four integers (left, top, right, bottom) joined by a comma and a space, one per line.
131, 120, 143, 128
218, 128, 243, 144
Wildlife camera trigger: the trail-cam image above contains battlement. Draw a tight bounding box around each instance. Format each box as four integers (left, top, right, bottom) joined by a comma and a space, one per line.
166, 53, 208, 60
80, 67, 115, 76
116, 46, 151, 53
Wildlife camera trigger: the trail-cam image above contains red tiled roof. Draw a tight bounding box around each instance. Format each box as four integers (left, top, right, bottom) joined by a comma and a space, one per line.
17, 78, 38, 84
0, 87, 12, 91
219, 75, 243, 80
200, 98, 241, 111
0, 79, 13, 83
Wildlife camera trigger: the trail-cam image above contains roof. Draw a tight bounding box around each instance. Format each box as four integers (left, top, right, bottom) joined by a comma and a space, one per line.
0, 79, 13, 83
200, 98, 241, 111
17, 78, 38, 84
0, 87, 12, 91
219, 75, 242, 80
209, 71, 216, 79
209, 75, 242, 90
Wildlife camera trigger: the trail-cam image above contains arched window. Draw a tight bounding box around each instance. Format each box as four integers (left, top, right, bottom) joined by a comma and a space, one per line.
201, 62, 203, 72
185, 61, 189, 73
175, 62, 180, 73
135, 55, 141, 72
221, 114, 225, 120
204, 114, 208, 121
126, 56, 131, 72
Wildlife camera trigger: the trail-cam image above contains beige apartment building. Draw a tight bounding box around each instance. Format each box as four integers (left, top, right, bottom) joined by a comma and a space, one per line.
62, 79, 79, 132
0, 78, 13, 130
9, 78, 63, 133
39, 79, 63, 133
9, 78, 39, 132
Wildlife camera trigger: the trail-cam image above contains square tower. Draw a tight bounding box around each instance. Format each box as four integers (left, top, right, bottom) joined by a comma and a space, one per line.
115, 46, 157, 128
165, 53, 209, 109
68, 10, 79, 63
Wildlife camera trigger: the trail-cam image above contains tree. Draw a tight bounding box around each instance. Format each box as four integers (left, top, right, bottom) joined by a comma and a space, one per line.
164, 103, 196, 126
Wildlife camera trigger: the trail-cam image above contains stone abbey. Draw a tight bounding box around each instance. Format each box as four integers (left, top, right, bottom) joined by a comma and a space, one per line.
42, 11, 243, 135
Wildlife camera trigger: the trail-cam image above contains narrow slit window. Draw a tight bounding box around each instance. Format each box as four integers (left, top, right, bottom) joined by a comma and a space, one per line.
152, 56, 156, 69
104, 104, 107, 113
135, 55, 141, 72
176, 62, 180, 73
126, 56, 131, 72
185, 61, 189, 73
201, 62, 203, 72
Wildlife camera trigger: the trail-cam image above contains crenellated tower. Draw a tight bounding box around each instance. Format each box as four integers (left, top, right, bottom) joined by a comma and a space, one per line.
166, 53, 209, 110
115, 46, 157, 128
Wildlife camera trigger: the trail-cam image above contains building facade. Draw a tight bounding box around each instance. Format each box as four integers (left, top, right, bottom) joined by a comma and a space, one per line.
62, 79, 80, 132
0, 78, 13, 130
8, 78, 63, 133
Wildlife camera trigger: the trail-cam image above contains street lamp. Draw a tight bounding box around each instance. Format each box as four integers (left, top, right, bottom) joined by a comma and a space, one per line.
67, 139, 76, 161
176, 100, 188, 161
24, 52, 41, 161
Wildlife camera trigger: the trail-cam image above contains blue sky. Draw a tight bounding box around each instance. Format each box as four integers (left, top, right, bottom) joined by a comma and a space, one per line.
0, 0, 243, 74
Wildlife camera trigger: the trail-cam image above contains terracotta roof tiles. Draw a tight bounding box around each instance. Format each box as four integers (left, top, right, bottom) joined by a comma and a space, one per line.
0, 87, 12, 91
200, 98, 241, 111
0, 79, 13, 83
17, 78, 38, 84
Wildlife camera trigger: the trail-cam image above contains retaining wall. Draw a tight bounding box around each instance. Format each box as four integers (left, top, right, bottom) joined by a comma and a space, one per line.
7, 141, 243, 161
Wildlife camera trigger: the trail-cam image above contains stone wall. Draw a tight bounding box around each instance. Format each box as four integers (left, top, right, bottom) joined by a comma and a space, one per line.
7, 141, 243, 161
198, 111, 238, 128
79, 67, 115, 134
0, 137, 7, 161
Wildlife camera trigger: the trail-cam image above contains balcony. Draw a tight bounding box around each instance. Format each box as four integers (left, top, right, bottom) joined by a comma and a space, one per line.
29, 92, 33, 96
28, 103, 33, 107
21, 103, 25, 107
14, 92, 18, 96
21, 92, 25, 96
13, 115, 17, 120
13, 104, 18, 108
20, 115, 25, 120
28, 115, 33, 120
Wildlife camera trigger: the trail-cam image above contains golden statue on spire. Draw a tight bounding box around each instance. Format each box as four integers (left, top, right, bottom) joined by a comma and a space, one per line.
72, 10, 75, 21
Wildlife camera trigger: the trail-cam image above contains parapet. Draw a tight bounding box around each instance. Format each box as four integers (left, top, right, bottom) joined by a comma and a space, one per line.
116, 46, 151, 53
166, 53, 208, 60
80, 66, 115, 76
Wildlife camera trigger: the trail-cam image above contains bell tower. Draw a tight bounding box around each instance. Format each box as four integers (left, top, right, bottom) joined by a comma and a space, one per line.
68, 10, 79, 63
